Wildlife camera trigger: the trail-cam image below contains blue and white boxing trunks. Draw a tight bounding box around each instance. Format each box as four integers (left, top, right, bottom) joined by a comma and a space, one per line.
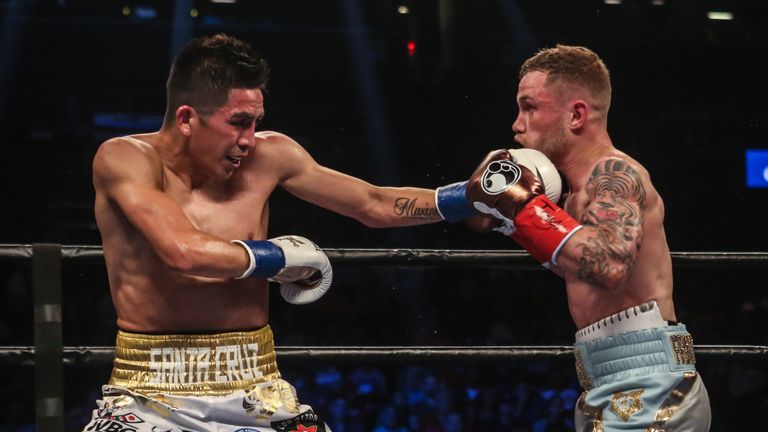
573, 301, 711, 431
81, 326, 330, 432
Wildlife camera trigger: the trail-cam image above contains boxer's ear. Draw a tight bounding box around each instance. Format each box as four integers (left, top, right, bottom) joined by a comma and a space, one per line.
569, 100, 588, 131
176, 105, 195, 136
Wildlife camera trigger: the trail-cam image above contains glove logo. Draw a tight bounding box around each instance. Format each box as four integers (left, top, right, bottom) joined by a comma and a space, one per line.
480, 160, 522, 195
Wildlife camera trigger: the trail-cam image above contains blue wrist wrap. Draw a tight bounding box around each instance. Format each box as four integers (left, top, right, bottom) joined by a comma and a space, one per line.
240, 240, 286, 278
436, 181, 476, 223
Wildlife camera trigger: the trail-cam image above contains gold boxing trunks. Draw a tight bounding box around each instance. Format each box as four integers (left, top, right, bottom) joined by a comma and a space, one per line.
82, 326, 330, 431
109, 326, 281, 396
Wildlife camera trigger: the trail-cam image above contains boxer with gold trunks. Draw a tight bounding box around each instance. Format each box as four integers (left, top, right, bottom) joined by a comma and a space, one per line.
87, 327, 323, 432
462, 44, 711, 430
84, 34, 477, 431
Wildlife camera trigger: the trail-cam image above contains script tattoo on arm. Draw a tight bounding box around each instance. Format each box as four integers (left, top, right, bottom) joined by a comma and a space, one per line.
574, 159, 647, 287
393, 197, 440, 219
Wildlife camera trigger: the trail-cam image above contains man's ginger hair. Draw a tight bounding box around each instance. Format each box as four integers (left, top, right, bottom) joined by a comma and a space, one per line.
520, 44, 612, 115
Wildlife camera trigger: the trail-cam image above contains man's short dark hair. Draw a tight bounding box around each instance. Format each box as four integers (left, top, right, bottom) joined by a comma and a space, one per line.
164, 34, 270, 123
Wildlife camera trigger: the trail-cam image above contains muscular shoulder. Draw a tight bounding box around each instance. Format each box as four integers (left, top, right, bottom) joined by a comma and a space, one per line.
96, 135, 159, 158
93, 136, 164, 188
251, 131, 315, 179
586, 156, 651, 211
253, 131, 302, 154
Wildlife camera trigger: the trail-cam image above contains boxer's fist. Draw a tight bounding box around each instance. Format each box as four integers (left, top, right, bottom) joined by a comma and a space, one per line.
466, 149, 581, 268
466, 149, 562, 233
232, 235, 333, 305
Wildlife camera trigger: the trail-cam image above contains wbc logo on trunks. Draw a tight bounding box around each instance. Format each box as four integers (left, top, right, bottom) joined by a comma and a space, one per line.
481, 160, 522, 195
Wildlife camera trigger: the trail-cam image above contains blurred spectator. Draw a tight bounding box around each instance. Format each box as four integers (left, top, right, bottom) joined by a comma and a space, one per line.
371, 405, 408, 432
532, 396, 573, 432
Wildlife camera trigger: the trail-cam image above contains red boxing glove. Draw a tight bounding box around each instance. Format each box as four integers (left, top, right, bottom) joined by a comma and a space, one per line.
509, 194, 582, 268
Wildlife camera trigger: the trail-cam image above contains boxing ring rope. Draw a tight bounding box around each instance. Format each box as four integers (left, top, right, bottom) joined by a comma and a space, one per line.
3, 243, 768, 266
2, 344, 767, 367
1, 243, 767, 432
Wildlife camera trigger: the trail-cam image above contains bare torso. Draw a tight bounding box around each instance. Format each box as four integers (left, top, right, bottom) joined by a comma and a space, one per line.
96, 134, 277, 333
561, 151, 676, 329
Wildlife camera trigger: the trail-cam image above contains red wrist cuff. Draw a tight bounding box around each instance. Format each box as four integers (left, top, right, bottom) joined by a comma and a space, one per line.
511, 194, 582, 267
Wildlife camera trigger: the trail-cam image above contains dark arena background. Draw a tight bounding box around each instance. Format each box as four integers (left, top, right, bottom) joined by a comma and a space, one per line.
1, 1, 767, 431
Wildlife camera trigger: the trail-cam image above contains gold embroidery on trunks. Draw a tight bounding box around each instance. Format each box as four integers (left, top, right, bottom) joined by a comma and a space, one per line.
243, 379, 300, 419
574, 348, 593, 390
112, 395, 133, 408
278, 379, 300, 413
610, 390, 644, 422
669, 333, 696, 365
577, 392, 604, 432
647, 371, 698, 430
109, 327, 280, 396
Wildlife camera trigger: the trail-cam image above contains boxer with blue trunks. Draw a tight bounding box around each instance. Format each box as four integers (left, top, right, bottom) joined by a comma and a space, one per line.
573, 301, 710, 430
461, 44, 712, 430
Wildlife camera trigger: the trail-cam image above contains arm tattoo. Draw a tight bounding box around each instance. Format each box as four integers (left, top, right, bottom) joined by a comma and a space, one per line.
575, 159, 647, 286
394, 197, 439, 219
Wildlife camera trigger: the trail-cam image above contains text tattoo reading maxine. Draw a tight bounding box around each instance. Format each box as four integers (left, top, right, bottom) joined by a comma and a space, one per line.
394, 197, 439, 218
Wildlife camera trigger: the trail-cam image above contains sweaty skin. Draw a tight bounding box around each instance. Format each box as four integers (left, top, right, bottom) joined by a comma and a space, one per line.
512, 71, 674, 329
560, 153, 674, 328
94, 88, 442, 333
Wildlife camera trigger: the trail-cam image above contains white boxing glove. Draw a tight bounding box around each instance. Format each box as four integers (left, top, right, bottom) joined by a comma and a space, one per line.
507, 148, 562, 204
232, 235, 333, 305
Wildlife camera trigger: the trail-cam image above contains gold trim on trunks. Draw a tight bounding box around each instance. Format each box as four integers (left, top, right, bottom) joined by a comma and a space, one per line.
574, 348, 593, 390
669, 333, 696, 365
646, 371, 698, 431
577, 392, 604, 432
243, 379, 300, 419
109, 326, 280, 396
610, 389, 644, 422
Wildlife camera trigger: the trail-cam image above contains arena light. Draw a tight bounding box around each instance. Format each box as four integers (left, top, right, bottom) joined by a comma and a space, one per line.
397, 5, 410, 14
604, 0, 621, 4
134, 6, 157, 19
707, 11, 734, 20
210, 0, 237, 3
407, 40, 416, 58
746, 149, 768, 188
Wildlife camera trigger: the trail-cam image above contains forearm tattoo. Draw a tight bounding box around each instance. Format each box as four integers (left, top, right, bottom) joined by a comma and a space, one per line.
575, 159, 647, 285
393, 197, 439, 219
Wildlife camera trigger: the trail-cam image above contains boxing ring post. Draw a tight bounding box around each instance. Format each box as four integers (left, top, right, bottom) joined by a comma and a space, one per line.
32, 244, 65, 432
1, 244, 768, 432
